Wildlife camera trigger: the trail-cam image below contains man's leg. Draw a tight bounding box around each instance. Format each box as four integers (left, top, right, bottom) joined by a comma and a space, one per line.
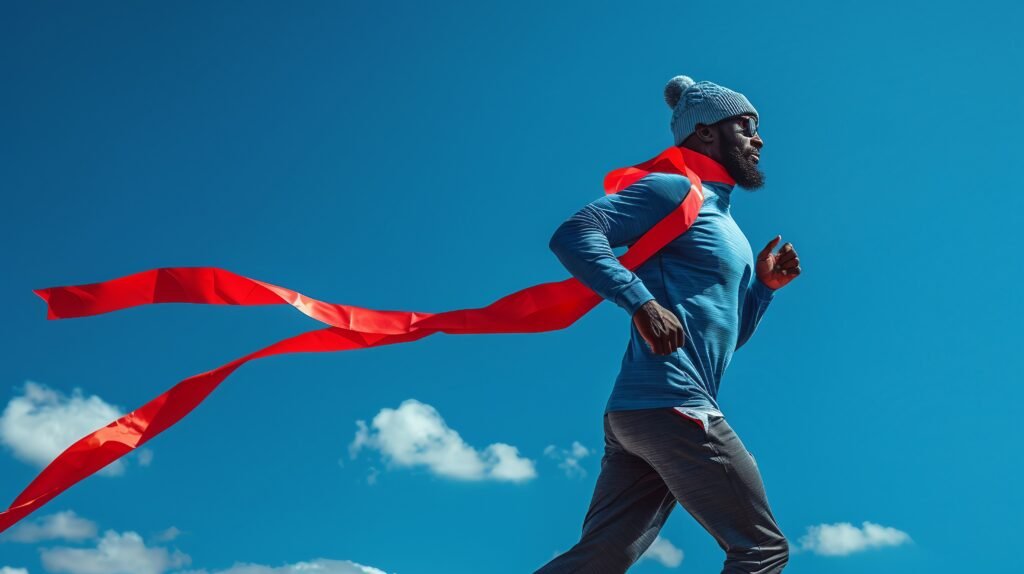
607, 409, 789, 574
534, 414, 677, 574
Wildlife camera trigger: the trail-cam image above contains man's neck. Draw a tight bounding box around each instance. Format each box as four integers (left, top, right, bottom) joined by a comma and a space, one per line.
677, 146, 734, 186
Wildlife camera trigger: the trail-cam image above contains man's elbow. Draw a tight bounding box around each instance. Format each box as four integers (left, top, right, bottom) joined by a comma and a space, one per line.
548, 222, 570, 258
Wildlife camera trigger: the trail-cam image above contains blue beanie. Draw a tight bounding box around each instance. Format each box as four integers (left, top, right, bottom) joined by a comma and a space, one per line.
665, 75, 758, 146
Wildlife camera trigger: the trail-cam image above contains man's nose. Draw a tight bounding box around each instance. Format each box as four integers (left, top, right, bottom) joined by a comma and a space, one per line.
751, 133, 764, 148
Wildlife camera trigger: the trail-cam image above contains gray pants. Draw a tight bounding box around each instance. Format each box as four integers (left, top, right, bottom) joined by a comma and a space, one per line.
534, 408, 788, 573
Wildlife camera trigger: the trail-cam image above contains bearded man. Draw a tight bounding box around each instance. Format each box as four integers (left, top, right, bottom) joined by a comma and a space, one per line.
534, 75, 801, 574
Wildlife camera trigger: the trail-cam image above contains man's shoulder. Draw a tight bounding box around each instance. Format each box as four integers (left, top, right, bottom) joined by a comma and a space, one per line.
632, 172, 695, 201
636, 171, 689, 182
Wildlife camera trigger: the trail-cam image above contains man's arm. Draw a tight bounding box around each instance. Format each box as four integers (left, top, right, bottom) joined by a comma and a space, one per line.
550, 173, 699, 355
735, 235, 801, 351
548, 173, 691, 316
735, 276, 776, 351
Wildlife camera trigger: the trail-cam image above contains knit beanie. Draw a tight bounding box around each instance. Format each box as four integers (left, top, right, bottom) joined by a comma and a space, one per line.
665, 75, 758, 146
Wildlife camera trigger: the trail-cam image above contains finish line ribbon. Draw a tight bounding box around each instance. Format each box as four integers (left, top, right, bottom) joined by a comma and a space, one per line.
0, 146, 733, 533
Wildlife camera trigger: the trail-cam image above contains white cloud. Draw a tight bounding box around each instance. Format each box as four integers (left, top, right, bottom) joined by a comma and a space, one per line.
543, 441, 592, 478
797, 521, 912, 556
40, 530, 190, 574
0, 381, 154, 476
1, 567, 30, 574
348, 399, 536, 483
176, 558, 389, 574
639, 535, 684, 568
0, 510, 97, 543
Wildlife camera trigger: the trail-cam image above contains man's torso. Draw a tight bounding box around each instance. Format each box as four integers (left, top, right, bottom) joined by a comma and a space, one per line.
606, 176, 757, 414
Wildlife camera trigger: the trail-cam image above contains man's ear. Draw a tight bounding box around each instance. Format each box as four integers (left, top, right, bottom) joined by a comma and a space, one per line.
694, 123, 715, 144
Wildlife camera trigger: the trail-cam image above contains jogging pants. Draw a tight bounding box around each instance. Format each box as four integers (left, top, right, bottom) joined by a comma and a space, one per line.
533, 408, 789, 573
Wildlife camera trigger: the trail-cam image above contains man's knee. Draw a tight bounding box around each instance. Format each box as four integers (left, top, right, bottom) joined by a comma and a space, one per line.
770, 535, 790, 566
755, 533, 789, 571
725, 534, 789, 573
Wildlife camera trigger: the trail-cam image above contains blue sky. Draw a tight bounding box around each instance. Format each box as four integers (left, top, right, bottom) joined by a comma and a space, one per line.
1, 1, 1022, 573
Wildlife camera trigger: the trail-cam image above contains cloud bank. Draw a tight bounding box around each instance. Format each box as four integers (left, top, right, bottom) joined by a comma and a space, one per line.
178, 559, 389, 574
6, 511, 389, 574
0, 510, 97, 543
40, 530, 190, 574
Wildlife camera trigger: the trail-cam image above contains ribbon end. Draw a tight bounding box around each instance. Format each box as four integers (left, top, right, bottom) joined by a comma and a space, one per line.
32, 288, 58, 320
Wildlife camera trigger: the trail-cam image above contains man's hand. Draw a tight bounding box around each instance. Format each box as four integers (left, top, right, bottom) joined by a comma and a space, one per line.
756, 235, 802, 290
632, 300, 685, 355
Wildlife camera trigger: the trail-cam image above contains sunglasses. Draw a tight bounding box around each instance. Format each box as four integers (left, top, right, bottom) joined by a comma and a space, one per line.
735, 116, 759, 138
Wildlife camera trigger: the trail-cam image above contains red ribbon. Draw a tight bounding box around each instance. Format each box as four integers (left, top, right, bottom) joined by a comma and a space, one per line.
0, 146, 731, 533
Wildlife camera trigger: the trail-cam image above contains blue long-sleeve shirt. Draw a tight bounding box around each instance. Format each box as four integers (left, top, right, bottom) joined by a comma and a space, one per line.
549, 170, 776, 419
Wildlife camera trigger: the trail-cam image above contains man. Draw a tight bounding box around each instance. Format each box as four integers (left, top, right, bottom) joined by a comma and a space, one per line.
534, 75, 800, 574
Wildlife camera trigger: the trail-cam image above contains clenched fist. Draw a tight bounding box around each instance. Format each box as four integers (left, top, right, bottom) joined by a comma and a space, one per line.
632, 299, 685, 355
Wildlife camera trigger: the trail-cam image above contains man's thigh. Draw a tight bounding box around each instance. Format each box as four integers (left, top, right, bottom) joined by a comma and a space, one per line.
579, 415, 677, 540
606, 409, 785, 554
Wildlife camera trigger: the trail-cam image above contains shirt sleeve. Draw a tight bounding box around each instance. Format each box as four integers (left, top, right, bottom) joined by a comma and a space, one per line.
735, 275, 776, 351
548, 173, 693, 317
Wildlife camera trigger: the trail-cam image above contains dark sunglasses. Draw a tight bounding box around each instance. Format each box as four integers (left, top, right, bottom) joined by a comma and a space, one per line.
736, 116, 759, 138
724, 114, 757, 138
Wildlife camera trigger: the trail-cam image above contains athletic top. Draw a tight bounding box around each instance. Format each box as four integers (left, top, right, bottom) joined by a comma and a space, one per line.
548, 162, 776, 417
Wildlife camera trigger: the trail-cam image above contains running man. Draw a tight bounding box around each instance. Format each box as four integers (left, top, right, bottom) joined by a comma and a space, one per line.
534, 75, 801, 574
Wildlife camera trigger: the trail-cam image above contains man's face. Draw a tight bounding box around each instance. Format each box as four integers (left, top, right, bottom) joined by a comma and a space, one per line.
714, 114, 765, 190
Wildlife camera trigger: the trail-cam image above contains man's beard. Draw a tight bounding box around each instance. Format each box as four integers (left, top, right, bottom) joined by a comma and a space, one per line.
721, 145, 765, 190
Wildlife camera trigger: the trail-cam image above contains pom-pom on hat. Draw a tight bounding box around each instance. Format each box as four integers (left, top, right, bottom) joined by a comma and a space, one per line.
665, 75, 758, 146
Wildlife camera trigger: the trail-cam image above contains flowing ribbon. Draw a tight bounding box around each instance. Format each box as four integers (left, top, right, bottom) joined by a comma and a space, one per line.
0, 146, 732, 533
